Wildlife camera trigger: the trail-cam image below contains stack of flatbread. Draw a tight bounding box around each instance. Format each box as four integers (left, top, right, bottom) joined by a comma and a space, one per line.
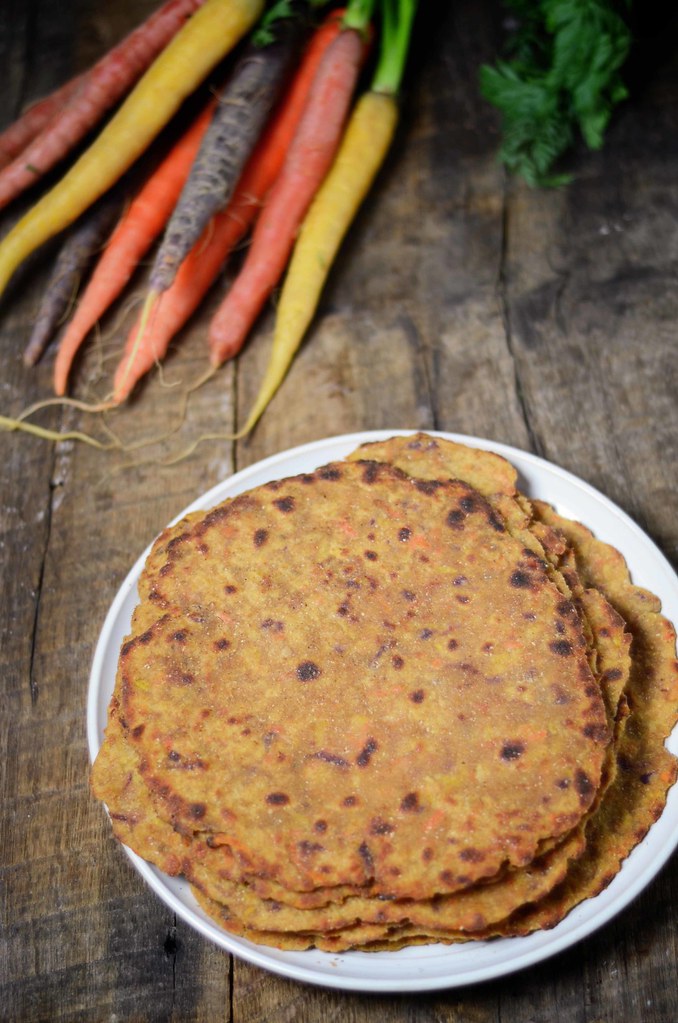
92, 434, 678, 951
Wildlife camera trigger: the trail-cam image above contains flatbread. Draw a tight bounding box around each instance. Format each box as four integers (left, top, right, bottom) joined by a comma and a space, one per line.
91, 434, 677, 952
114, 461, 609, 899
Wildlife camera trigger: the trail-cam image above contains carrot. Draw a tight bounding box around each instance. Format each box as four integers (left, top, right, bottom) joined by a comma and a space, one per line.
112, 7, 346, 404
0, 71, 89, 169
23, 188, 125, 368
208, 0, 374, 368
0, 0, 264, 301
52, 100, 216, 396
0, 0, 210, 210
238, 0, 418, 435
147, 9, 304, 298
230, 6, 348, 214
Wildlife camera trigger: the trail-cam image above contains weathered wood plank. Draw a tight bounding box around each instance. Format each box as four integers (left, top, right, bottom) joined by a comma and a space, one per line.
493, 19, 678, 1023
0, 366, 239, 1022
502, 35, 678, 564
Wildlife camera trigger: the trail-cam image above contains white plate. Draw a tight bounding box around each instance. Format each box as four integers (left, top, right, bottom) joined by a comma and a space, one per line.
87, 430, 678, 993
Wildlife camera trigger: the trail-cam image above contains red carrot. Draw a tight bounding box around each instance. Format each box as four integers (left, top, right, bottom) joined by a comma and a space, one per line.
239, 0, 418, 436
0, 0, 207, 210
208, 10, 372, 367
112, 7, 346, 404
51, 100, 215, 397
0, 72, 89, 169
233, 7, 348, 220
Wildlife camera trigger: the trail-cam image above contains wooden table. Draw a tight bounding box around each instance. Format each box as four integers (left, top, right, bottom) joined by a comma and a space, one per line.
2, 1, 678, 1019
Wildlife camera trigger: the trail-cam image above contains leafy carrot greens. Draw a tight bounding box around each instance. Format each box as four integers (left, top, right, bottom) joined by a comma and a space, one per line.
480, 0, 632, 186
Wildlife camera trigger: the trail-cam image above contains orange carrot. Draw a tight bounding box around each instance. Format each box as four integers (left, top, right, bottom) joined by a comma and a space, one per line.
0, 72, 89, 169
208, 13, 372, 367
52, 100, 215, 397
0, 0, 208, 210
111, 8, 346, 403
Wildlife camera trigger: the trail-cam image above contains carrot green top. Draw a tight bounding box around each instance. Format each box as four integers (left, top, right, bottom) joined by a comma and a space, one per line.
342, 0, 376, 34
372, 0, 418, 96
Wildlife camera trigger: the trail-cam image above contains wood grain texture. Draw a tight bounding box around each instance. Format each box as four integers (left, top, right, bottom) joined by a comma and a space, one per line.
1, 1, 677, 1020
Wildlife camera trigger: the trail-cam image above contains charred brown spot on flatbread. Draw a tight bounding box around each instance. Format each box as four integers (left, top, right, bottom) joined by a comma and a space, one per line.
296, 661, 321, 682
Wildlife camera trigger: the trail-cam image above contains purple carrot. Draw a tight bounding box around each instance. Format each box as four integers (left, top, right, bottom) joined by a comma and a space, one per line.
148, 17, 304, 296
23, 189, 125, 366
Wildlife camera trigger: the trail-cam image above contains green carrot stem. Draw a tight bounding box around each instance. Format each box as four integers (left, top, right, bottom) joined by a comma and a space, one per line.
372, 0, 418, 96
342, 0, 376, 33
251, 0, 299, 47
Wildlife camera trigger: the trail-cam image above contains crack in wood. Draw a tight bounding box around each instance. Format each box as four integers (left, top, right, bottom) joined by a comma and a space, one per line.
498, 181, 544, 460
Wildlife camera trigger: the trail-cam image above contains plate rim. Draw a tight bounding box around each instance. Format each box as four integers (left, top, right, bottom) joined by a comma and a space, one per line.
86, 429, 678, 993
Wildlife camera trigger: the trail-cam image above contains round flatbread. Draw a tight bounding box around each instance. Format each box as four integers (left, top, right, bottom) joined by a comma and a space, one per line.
92, 435, 676, 952
115, 460, 609, 900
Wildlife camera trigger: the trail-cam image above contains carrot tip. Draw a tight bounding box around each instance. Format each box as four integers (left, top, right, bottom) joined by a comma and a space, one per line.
113, 287, 161, 400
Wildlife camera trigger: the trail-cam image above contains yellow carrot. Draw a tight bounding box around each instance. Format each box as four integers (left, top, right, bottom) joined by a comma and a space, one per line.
238, 0, 417, 436
239, 90, 398, 436
0, 0, 263, 299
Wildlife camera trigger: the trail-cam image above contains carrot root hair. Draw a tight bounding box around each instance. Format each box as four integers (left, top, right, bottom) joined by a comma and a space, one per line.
0, 414, 118, 449
3, 365, 221, 457
16, 395, 117, 420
